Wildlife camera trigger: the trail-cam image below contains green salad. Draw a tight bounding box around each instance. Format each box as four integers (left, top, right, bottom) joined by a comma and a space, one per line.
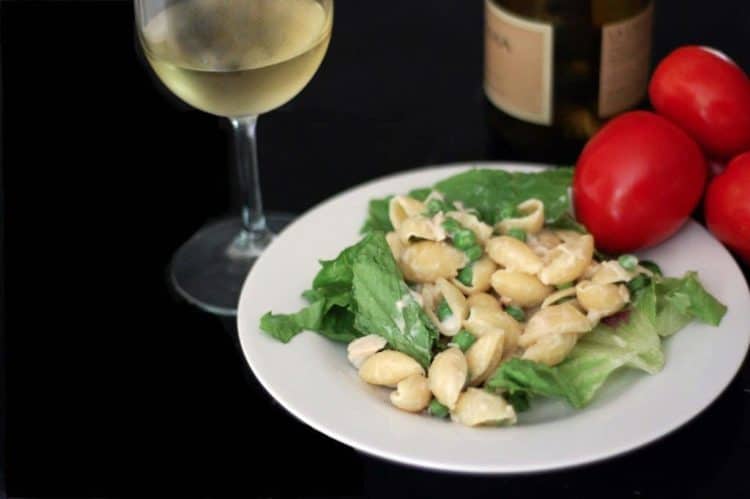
260, 169, 727, 427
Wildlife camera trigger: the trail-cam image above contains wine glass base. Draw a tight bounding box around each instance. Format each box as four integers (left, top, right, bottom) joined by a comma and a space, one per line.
170, 212, 295, 316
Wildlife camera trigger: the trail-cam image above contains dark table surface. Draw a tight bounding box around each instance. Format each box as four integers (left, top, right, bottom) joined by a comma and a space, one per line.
3, 1, 750, 497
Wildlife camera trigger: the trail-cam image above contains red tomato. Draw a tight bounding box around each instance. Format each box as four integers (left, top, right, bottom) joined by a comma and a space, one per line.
649, 46, 750, 160
705, 152, 750, 263
574, 111, 707, 253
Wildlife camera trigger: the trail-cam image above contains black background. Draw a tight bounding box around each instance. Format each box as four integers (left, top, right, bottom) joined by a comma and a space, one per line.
2, 0, 750, 497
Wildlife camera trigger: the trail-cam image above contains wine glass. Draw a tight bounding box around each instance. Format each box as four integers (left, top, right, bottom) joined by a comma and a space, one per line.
135, 0, 334, 315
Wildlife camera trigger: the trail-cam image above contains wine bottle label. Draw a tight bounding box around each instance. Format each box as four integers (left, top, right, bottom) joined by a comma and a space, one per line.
598, 3, 654, 118
484, 0, 553, 126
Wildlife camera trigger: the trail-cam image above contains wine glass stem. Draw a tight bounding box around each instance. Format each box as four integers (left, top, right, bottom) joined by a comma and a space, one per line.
229, 115, 272, 256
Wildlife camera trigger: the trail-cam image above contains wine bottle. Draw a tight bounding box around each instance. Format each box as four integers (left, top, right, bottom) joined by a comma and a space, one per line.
484, 0, 653, 162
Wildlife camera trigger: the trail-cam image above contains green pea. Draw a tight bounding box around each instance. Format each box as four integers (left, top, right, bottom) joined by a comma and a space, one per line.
452, 329, 477, 352
507, 228, 526, 242
457, 265, 474, 286
618, 254, 639, 271
428, 399, 450, 418
496, 202, 517, 221
441, 218, 461, 236
505, 305, 525, 322
556, 282, 573, 290
453, 229, 478, 250
425, 198, 448, 216
464, 245, 483, 262
436, 300, 452, 321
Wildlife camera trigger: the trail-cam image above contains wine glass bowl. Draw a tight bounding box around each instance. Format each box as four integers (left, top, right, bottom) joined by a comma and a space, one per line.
138, 0, 333, 117
135, 0, 333, 315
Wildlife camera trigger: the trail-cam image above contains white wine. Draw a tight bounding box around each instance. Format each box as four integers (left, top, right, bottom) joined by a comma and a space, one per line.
484, 0, 653, 160
140, 0, 333, 117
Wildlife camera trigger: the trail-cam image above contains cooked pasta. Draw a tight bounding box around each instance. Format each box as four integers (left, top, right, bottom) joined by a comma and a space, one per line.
463, 301, 522, 355
385, 231, 405, 260
465, 330, 504, 385
490, 269, 553, 307
486, 236, 544, 274
343, 194, 686, 425
446, 210, 494, 245
519, 302, 592, 366
428, 347, 468, 410
538, 233, 595, 285
397, 214, 447, 243
398, 241, 468, 283
422, 278, 469, 336
576, 280, 630, 323
390, 374, 432, 412
451, 256, 497, 294
451, 388, 517, 427
496, 198, 545, 235
389, 195, 425, 230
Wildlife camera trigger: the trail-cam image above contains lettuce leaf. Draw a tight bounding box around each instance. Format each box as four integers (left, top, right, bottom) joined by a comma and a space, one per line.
260, 294, 357, 344
360, 196, 393, 235
260, 232, 437, 366
350, 234, 438, 367
360, 168, 574, 234
487, 272, 725, 409
259, 234, 380, 343
656, 271, 727, 330
434, 168, 574, 225
486, 358, 585, 409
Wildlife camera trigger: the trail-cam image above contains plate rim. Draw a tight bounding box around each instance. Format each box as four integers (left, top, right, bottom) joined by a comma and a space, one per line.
237, 161, 750, 474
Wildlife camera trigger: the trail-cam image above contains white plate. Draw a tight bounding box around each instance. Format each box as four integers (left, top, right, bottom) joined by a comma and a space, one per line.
237, 162, 750, 473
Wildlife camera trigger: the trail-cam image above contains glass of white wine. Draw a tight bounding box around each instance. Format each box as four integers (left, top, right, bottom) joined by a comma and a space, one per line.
135, 0, 334, 315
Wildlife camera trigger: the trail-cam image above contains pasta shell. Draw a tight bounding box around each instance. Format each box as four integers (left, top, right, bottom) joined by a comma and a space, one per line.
399, 241, 468, 284
491, 269, 553, 308
540, 287, 578, 309
397, 214, 447, 243
359, 350, 424, 387
436, 278, 468, 335
390, 374, 431, 412
446, 211, 494, 245
496, 198, 545, 235
427, 347, 468, 410
522, 332, 578, 366
423, 279, 469, 336
386, 231, 405, 261
486, 236, 544, 274
533, 229, 562, 249
466, 292, 501, 311
389, 195, 425, 230
581, 261, 601, 280
576, 280, 630, 322
527, 229, 563, 260
538, 234, 595, 285
451, 388, 517, 427
451, 257, 497, 295
591, 260, 636, 284
519, 302, 592, 348
465, 329, 504, 385
347, 334, 388, 368
463, 303, 522, 356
